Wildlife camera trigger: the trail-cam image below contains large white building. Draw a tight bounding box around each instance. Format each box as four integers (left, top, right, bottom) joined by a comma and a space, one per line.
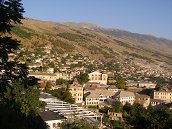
39, 110, 66, 129
28, 72, 72, 81
84, 89, 115, 106
88, 71, 108, 85
114, 91, 135, 105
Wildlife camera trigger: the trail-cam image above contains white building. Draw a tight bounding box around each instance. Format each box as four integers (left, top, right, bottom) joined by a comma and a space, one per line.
88, 71, 108, 85
39, 110, 66, 129
114, 91, 135, 105
29, 72, 57, 82
85, 89, 115, 106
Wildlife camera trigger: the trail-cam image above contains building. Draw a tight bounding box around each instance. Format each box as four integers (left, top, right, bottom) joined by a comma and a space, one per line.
88, 71, 108, 85
69, 79, 84, 104
29, 72, 72, 82
114, 91, 135, 105
84, 89, 115, 106
152, 87, 172, 102
108, 110, 123, 121
47, 68, 54, 74
150, 99, 165, 108
126, 81, 156, 89
135, 93, 150, 108
29, 72, 57, 82
39, 110, 66, 129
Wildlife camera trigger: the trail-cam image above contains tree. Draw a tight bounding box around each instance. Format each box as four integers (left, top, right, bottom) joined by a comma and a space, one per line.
61, 118, 98, 129
56, 78, 68, 85
112, 101, 123, 113
77, 72, 89, 85
0, 0, 46, 128
46, 87, 75, 104
115, 76, 126, 89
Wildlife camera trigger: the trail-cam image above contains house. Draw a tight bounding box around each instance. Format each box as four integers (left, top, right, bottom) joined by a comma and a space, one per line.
114, 91, 135, 105
126, 81, 156, 89
108, 110, 123, 121
150, 99, 165, 108
69, 79, 84, 104
107, 85, 119, 92
47, 68, 54, 74
29, 72, 57, 82
88, 71, 108, 85
152, 87, 172, 102
135, 93, 150, 108
39, 110, 66, 129
84, 89, 115, 106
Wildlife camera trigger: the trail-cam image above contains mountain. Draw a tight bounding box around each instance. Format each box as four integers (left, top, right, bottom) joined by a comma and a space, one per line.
11, 18, 172, 73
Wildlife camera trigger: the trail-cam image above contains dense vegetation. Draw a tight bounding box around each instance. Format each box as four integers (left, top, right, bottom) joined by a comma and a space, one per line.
61, 119, 98, 129
99, 102, 172, 129
0, 1, 46, 128
45, 87, 75, 104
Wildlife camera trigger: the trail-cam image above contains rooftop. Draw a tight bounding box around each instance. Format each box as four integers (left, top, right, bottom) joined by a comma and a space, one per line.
39, 110, 66, 121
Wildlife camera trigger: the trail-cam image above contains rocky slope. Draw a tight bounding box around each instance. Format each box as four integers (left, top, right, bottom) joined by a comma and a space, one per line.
11, 18, 172, 73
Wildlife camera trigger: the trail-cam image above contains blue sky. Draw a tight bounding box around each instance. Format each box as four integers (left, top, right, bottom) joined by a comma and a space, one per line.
22, 0, 172, 40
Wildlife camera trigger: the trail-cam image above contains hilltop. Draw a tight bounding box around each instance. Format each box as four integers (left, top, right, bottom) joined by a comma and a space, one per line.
11, 18, 172, 73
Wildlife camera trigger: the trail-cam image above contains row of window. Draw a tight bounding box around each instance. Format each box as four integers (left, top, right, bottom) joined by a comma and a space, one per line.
155, 92, 172, 96
86, 102, 99, 105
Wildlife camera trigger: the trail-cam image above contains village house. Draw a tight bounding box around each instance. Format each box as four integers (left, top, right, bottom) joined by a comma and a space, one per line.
84, 89, 115, 106
108, 110, 123, 121
126, 81, 156, 89
150, 99, 165, 108
39, 110, 66, 129
152, 87, 172, 102
135, 93, 150, 108
69, 79, 84, 104
29, 72, 57, 82
113, 91, 135, 105
88, 71, 108, 85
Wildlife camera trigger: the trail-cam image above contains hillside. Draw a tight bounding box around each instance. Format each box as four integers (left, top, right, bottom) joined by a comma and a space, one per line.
11, 18, 172, 73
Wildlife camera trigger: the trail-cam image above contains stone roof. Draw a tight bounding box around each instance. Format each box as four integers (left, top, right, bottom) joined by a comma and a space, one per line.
85, 89, 115, 99
39, 110, 66, 121
135, 93, 150, 98
115, 91, 135, 98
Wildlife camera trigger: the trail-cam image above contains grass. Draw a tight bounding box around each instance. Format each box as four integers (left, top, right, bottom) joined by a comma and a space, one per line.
57, 32, 90, 42
11, 26, 31, 39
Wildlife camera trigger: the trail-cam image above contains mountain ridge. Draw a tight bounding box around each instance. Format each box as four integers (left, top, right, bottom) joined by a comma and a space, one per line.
11, 18, 172, 73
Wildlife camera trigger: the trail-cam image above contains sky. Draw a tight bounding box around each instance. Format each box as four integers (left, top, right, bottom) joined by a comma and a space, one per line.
22, 0, 172, 40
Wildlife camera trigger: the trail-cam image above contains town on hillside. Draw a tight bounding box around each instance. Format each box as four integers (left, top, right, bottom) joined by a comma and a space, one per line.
10, 46, 172, 129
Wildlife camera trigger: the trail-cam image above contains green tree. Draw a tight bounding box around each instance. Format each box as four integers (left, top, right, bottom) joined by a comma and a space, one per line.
56, 78, 68, 85
112, 101, 123, 113
61, 118, 98, 129
115, 76, 126, 89
0, 1, 46, 128
46, 87, 75, 104
77, 72, 89, 85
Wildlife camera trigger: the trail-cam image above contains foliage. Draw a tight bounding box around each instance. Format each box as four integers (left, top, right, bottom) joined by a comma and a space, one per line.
56, 78, 68, 85
77, 72, 89, 85
46, 87, 75, 104
0, 1, 46, 128
112, 101, 123, 113
122, 103, 172, 129
61, 118, 98, 129
87, 105, 98, 109
115, 76, 126, 89
111, 120, 126, 129
58, 32, 90, 42
99, 106, 110, 114
11, 26, 31, 39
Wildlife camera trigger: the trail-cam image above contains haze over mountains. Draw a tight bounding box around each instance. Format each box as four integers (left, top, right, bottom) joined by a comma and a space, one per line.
12, 18, 172, 73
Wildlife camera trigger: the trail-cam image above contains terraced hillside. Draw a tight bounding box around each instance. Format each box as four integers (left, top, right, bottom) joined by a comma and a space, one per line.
11, 18, 172, 73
